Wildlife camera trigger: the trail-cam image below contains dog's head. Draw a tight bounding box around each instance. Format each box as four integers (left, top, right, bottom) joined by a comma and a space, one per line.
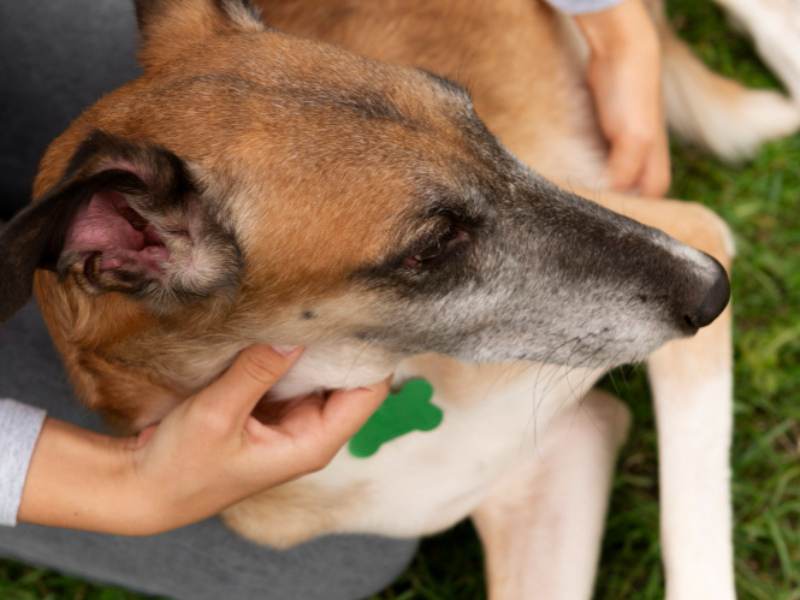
0, 0, 728, 430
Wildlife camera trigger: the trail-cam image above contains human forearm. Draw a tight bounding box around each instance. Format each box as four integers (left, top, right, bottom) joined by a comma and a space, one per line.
16, 417, 146, 534
15, 345, 389, 536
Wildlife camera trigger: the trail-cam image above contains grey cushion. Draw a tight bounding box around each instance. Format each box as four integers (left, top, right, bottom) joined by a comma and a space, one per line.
0, 0, 141, 219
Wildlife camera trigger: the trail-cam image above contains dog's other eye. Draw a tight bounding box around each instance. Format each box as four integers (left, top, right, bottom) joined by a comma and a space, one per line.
404, 228, 468, 268
417, 239, 445, 262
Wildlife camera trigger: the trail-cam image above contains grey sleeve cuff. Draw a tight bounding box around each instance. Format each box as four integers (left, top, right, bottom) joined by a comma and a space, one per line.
0, 398, 47, 526
543, 0, 625, 14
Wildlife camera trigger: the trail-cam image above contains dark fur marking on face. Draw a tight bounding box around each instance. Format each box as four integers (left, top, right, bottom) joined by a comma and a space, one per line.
332, 89, 415, 125
355, 221, 481, 300
348, 179, 492, 301
423, 70, 470, 98
302, 310, 317, 320
63, 130, 197, 215
133, 0, 166, 36
0, 171, 124, 324
282, 83, 424, 129
135, 0, 267, 40
213, 0, 266, 27
181, 75, 422, 129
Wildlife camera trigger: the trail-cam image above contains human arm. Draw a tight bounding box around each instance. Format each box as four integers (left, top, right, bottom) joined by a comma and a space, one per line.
573, 0, 671, 196
15, 345, 389, 536
0, 399, 46, 526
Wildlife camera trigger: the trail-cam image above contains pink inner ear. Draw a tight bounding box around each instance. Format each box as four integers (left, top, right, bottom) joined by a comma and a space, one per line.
65, 190, 170, 281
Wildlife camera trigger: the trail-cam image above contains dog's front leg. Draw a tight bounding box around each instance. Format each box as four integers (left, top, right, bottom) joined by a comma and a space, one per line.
650, 305, 735, 600
570, 189, 737, 599
471, 390, 631, 600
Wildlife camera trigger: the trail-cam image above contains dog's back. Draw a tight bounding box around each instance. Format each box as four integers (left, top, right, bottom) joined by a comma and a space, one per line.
255, 0, 609, 186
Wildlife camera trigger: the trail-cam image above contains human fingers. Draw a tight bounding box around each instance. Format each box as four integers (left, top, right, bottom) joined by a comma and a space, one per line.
192, 344, 304, 426
636, 135, 671, 197
320, 378, 391, 439
606, 133, 649, 193
136, 423, 158, 447
258, 379, 390, 472
268, 378, 390, 445
251, 393, 327, 437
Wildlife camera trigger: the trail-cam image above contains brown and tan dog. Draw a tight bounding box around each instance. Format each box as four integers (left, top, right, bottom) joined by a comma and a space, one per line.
0, 0, 743, 598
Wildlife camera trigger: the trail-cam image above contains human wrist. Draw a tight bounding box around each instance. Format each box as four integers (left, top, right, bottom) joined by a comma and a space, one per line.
17, 417, 162, 535
575, 0, 659, 60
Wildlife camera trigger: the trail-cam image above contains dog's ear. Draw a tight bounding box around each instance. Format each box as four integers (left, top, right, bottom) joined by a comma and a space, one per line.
134, 0, 267, 70
0, 130, 243, 326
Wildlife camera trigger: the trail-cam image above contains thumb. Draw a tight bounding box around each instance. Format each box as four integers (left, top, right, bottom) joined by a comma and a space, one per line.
194, 344, 304, 423
606, 135, 647, 193
320, 377, 391, 441
637, 139, 671, 198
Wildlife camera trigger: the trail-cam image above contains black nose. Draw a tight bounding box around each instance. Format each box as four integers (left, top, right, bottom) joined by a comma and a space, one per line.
683, 255, 730, 330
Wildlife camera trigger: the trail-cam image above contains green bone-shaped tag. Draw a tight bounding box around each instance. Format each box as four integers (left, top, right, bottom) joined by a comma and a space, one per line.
348, 379, 442, 458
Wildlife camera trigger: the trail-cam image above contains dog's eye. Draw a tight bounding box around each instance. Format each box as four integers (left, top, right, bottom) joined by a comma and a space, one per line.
404, 228, 468, 268
416, 239, 446, 263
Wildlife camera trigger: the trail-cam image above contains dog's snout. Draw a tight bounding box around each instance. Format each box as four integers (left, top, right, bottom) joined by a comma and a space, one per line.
682, 254, 730, 330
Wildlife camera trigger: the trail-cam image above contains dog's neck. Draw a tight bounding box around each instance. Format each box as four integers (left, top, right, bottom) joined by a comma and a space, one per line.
267, 341, 399, 400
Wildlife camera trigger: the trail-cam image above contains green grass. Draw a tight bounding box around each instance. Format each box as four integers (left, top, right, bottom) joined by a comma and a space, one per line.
3, 1, 799, 598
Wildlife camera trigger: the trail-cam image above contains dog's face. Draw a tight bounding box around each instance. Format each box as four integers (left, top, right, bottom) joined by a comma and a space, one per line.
0, 0, 728, 429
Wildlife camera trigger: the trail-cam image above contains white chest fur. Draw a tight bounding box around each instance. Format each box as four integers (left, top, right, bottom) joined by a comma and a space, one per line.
222, 354, 606, 547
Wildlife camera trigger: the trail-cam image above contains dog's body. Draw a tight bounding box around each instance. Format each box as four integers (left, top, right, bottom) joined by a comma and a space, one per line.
223, 4, 741, 598
0, 0, 776, 597
710, 0, 800, 103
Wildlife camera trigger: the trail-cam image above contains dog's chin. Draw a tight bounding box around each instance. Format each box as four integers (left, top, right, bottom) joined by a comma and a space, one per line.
267, 341, 400, 401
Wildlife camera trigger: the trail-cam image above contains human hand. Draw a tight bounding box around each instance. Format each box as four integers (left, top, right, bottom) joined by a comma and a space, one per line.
19, 345, 389, 535
576, 0, 671, 197
125, 345, 389, 533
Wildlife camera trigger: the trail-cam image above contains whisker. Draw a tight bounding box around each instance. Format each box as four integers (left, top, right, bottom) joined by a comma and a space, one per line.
342, 338, 376, 387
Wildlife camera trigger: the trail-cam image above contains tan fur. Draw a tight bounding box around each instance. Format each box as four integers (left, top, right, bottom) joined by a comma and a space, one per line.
222, 481, 368, 549
254, 0, 606, 186
659, 28, 800, 160
32, 25, 489, 426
